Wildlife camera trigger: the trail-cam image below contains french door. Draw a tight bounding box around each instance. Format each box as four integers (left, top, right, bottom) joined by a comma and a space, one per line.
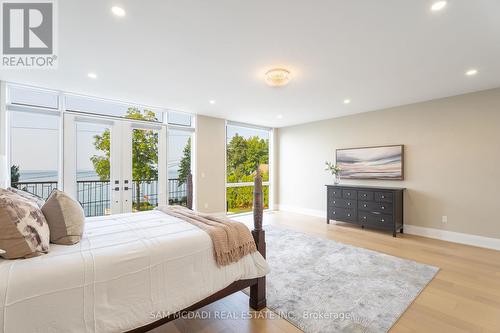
64, 114, 167, 217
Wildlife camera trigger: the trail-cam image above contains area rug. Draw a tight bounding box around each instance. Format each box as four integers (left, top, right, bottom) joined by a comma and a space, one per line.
260, 227, 439, 333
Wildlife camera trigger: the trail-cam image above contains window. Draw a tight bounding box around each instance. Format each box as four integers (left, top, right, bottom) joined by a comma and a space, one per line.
65, 94, 164, 122
167, 111, 192, 127
226, 123, 271, 214
168, 129, 193, 206
8, 85, 59, 109
9, 110, 60, 199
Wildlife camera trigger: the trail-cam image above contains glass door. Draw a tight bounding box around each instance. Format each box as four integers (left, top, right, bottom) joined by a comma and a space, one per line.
123, 125, 161, 213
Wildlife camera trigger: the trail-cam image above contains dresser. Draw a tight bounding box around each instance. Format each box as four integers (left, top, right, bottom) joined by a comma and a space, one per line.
326, 185, 405, 237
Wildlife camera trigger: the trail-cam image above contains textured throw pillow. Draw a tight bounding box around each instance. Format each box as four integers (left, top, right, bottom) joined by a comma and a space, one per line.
42, 190, 85, 245
0, 189, 50, 259
0, 249, 5, 255
7, 187, 45, 208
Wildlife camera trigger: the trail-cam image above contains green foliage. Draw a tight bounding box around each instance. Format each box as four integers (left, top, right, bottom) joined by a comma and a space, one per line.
92, 108, 158, 211
10, 165, 20, 187
325, 161, 342, 175
226, 134, 269, 213
178, 137, 191, 186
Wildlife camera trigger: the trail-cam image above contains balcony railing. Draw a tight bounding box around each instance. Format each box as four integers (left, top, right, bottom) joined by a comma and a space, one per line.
11, 178, 188, 217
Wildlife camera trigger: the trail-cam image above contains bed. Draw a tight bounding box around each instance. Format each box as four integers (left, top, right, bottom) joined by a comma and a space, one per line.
0, 207, 268, 333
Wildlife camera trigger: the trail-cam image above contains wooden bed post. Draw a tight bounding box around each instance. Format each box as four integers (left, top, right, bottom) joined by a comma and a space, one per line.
250, 168, 266, 310
186, 173, 193, 209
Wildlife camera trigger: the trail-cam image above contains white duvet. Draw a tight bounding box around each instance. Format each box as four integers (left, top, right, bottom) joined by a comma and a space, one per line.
0, 210, 269, 333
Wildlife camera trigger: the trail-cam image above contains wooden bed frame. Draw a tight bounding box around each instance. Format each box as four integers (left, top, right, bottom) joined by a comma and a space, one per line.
127, 172, 267, 332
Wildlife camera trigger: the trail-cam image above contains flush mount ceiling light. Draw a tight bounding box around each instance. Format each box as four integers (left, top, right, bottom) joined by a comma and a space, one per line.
111, 6, 126, 17
343, 99, 351, 104
87, 72, 97, 79
276, 114, 283, 119
431, 1, 447, 12
209, 100, 216, 104
265, 68, 291, 87
465, 69, 478, 76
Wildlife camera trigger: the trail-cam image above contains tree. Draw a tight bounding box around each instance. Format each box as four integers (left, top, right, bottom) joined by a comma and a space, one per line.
10, 165, 20, 187
91, 108, 158, 211
226, 134, 269, 212
178, 138, 191, 186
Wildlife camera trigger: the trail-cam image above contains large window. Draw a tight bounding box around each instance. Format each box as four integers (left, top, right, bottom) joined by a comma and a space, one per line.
3, 83, 195, 215
9, 110, 60, 199
226, 123, 271, 214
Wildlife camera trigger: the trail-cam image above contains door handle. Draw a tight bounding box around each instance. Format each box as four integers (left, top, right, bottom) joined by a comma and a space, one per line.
123, 187, 129, 191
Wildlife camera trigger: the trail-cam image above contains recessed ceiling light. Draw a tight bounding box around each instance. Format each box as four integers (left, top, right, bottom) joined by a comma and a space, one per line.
87, 72, 97, 79
265, 68, 291, 87
111, 6, 126, 17
343, 99, 351, 104
209, 100, 216, 104
276, 114, 283, 119
431, 1, 447, 12
465, 69, 478, 76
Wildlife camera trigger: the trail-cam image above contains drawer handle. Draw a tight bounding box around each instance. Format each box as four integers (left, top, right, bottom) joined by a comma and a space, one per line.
381, 219, 385, 222
363, 216, 367, 220
363, 194, 367, 197
381, 195, 385, 199
333, 212, 336, 215
333, 191, 336, 194
348, 202, 351, 206
347, 213, 351, 217
363, 204, 367, 207
333, 201, 336, 204
381, 206, 385, 210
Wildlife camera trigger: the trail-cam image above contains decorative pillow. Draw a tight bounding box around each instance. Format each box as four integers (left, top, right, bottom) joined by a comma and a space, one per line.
42, 190, 85, 245
0, 189, 50, 259
0, 249, 5, 255
7, 187, 45, 208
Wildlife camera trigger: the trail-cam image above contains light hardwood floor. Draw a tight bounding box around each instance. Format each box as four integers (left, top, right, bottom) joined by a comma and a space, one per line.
151, 211, 500, 333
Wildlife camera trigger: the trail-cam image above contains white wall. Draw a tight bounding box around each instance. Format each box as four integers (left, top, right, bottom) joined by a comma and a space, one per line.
195, 115, 226, 213
278, 88, 500, 240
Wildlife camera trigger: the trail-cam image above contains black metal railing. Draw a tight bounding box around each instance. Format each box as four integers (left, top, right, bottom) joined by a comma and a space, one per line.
11, 178, 188, 217
10, 181, 58, 200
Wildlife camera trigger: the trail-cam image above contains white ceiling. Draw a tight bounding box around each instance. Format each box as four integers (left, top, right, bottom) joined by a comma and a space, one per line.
1, 0, 500, 128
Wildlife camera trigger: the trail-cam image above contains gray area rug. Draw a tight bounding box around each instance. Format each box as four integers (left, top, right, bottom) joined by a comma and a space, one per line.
261, 227, 439, 333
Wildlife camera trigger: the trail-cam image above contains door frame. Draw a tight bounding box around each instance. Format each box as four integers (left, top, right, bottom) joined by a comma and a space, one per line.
63, 112, 168, 216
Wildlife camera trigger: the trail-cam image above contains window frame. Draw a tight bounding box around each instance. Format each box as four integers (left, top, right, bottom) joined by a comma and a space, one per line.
225, 121, 274, 215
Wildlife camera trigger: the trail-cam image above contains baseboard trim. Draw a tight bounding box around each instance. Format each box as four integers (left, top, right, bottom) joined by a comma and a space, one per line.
404, 224, 500, 251
277, 204, 500, 251
276, 204, 326, 219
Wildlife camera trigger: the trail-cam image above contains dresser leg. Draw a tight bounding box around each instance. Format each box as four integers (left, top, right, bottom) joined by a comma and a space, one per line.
326, 218, 330, 224
400, 227, 404, 234
393, 230, 397, 237
361, 225, 364, 229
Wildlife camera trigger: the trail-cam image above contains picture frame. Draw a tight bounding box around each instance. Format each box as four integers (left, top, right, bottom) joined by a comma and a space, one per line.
335, 145, 404, 180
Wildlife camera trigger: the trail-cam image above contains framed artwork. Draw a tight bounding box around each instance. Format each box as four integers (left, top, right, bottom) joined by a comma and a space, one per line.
336, 145, 404, 180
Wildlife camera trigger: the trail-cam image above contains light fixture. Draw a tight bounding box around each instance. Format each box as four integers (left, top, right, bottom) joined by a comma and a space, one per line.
276, 114, 283, 119
111, 6, 126, 17
344, 99, 351, 104
265, 68, 291, 87
431, 1, 447, 12
87, 72, 97, 79
209, 100, 216, 104
465, 69, 478, 76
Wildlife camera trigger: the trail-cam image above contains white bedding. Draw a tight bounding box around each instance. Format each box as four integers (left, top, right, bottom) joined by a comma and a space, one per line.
0, 210, 269, 333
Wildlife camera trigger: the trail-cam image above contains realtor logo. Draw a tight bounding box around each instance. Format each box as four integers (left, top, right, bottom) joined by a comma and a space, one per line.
1, 0, 57, 68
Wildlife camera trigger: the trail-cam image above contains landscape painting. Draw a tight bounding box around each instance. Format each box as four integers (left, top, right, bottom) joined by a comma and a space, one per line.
336, 145, 404, 180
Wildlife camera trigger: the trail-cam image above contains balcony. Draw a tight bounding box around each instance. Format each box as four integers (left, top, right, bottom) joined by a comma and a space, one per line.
11, 178, 188, 217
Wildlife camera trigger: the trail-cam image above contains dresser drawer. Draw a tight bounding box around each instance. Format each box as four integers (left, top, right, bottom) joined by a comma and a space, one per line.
358, 201, 393, 213
358, 190, 374, 201
358, 212, 393, 227
328, 187, 342, 198
375, 192, 393, 203
330, 207, 357, 222
342, 189, 357, 199
331, 198, 356, 208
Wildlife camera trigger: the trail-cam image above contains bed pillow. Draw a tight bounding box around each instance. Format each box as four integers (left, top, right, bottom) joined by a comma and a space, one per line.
0, 189, 50, 259
7, 187, 45, 208
42, 190, 85, 245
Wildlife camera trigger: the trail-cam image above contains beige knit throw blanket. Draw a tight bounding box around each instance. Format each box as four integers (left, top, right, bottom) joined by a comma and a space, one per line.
156, 205, 257, 266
